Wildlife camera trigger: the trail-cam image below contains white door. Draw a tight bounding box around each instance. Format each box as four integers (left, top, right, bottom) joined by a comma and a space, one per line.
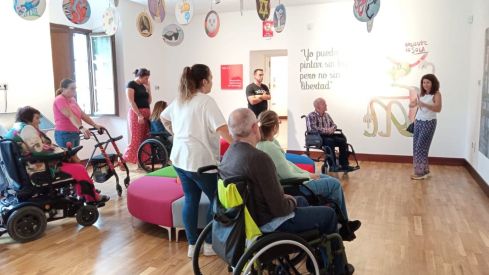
269, 56, 288, 117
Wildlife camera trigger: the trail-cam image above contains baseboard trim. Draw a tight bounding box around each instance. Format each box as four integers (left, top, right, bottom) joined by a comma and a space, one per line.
286, 150, 465, 166
464, 160, 489, 198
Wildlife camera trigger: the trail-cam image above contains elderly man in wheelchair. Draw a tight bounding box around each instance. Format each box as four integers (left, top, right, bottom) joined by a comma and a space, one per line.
0, 106, 107, 242
192, 108, 354, 275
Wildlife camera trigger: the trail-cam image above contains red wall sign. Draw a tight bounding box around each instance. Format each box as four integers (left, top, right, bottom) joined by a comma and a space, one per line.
221, 64, 243, 89
263, 20, 273, 38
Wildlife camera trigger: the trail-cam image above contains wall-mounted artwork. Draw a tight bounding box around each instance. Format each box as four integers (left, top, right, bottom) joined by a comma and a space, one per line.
137, 11, 153, 37
112, 0, 119, 7
273, 4, 286, 33
103, 7, 119, 36
479, 28, 489, 158
221, 65, 243, 90
353, 0, 380, 32
13, 0, 46, 20
256, 0, 270, 21
205, 10, 220, 38
175, 0, 193, 25
263, 20, 273, 38
63, 0, 91, 25
162, 24, 184, 46
148, 0, 165, 23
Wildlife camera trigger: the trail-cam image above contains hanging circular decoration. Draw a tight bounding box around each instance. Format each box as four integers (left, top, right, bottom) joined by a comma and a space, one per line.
13, 0, 47, 21
205, 10, 220, 38
255, 0, 271, 21
137, 11, 153, 37
353, 0, 380, 32
175, 0, 193, 25
148, 0, 165, 23
162, 24, 184, 46
112, 0, 119, 7
103, 7, 119, 36
273, 4, 286, 33
63, 0, 91, 25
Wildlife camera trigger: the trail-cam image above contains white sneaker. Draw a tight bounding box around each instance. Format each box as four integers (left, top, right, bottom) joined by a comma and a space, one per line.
203, 243, 216, 256
188, 244, 198, 258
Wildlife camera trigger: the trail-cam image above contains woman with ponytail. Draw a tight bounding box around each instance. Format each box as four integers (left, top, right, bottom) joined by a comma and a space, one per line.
53, 78, 103, 162
161, 64, 232, 257
123, 68, 152, 166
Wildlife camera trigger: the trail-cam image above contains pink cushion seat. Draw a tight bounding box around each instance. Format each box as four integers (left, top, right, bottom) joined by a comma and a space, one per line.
127, 176, 183, 227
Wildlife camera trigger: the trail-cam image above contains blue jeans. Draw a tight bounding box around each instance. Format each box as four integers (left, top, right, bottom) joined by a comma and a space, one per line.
174, 166, 217, 245
300, 174, 349, 220
54, 130, 80, 148
276, 197, 346, 274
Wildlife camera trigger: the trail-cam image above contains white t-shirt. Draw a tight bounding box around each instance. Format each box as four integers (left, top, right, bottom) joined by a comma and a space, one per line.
161, 92, 226, 172
416, 94, 437, 121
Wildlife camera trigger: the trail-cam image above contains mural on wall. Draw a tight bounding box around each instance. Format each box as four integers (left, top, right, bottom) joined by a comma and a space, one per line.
205, 10, 220, 38
273, 4, 286, 33
14, 0, 46, 20
148, 0, 165, 23
353, 0, 380, 33
137, 11, 153, 37
162, 24, 184, 46
103, 7, 119, 36
363, 41, 435, 137
479, 28, 489, 158
63, 0, 91, 25
256, 0, 271, 21
175, 0, 193, 25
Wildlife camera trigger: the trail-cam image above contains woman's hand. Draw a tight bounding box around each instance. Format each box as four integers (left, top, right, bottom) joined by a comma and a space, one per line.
137, 114, 145, 124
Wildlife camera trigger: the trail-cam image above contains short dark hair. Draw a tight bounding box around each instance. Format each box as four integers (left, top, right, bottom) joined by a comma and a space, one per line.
254, 69, 263, 75
134, 68, 151, 77
420, 74, 440, 96
16, 106, 41, 124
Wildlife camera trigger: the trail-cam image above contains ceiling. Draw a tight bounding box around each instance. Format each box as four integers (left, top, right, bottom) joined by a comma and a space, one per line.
129, 0, 339, 15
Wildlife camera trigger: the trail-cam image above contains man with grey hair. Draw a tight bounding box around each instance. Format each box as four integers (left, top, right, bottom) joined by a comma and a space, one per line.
307, 97, 354, 172
219, 108, 350, 274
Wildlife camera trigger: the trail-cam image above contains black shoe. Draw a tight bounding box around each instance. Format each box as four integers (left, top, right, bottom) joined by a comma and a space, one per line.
348, 220, 361, 232
96, 195, 110, 206
344, 263, 355, 275
339, 220, 361, 242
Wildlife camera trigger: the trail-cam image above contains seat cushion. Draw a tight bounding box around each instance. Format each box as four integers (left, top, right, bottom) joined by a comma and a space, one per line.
127, 176, 183, 227
171, 195, 211, 229
285, 153, 315, 165
147, 165, 178, 178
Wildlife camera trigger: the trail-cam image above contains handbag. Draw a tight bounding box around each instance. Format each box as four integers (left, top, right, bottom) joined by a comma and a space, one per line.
406, 122, 414, 134
305, 132, 323, 147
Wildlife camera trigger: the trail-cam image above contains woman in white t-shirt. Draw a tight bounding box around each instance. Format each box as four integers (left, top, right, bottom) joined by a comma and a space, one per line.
161, 64, 233, 257
409, 74, 442, 180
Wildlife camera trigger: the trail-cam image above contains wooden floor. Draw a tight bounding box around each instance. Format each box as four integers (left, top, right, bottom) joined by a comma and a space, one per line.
1, 162, 489, 275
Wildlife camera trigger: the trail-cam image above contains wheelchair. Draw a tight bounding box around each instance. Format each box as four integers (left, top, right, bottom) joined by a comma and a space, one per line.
192, 165, 353, 275
301, 115, 360, 175
137, 131, 172, 172
0, 137, 104, 242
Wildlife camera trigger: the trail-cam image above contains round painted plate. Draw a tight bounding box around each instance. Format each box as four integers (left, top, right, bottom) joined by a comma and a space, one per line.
162, 24, 184, 46
137, 11, 153, 37
112, 0, 119, 7
103, 7, 119, 36
148, 0, 165, 23
175, 0, 193, 25
273, 4, 286, 33
205, 10, 220, 38
353, 0, 380, 22
63, 0, 91, 25
256, 0, 270, 21
13, 0, 46, 21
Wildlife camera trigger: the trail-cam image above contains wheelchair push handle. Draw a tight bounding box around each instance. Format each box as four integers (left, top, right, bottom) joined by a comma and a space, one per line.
66, 145, 83, 157
197, 165, 218, 174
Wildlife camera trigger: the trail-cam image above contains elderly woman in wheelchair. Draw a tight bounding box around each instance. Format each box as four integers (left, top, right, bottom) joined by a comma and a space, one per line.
192, 109, 354, 275
257, 110, 361, 241
0, 106, 108, 242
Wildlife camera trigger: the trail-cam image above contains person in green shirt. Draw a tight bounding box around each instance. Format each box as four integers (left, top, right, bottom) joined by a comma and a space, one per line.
256, 110, 361, 240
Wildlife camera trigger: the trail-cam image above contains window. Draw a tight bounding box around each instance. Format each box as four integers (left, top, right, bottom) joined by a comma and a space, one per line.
50, 24, 118, 115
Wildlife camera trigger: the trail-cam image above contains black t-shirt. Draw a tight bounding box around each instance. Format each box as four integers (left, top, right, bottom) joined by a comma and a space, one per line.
246, 83, 270, 117
127, 80, 150, 108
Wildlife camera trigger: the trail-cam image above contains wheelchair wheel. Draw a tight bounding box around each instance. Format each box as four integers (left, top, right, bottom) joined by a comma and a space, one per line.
137, 138, 169, 172
193, 222, 230, 275
7, 206, 47, 242
234, 232, 320, 275
76, 205, 99, 226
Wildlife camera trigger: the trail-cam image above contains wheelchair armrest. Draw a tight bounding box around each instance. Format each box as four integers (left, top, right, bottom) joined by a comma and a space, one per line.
23, 152, 67, 162
66, 146, 83, 157
280, 177, 309, 186
335, 129, 343, 133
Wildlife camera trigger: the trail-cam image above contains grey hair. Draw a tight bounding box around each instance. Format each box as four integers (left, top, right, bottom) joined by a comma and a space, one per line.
228, 108, 257, 139
313, 97, 325, 108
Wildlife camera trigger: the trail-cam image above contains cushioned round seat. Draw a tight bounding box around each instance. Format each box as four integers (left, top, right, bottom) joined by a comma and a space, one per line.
171, 195, 211, 242
285, 153, 316, 173
127, 176, 183, 240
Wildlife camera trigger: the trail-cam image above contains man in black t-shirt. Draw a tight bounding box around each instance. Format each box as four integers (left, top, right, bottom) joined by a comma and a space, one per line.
246, 69, 271, 117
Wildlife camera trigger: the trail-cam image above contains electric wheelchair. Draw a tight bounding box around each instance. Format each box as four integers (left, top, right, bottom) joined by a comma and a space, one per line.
137, 131, 172, 172
192, 165, 354, 275
0, 137, 104, 242
301, 115, 360, 175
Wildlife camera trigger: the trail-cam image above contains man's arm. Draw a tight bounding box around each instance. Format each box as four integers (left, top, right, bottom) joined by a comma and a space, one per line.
323, 113, 337, 134
246, 84, 267, 105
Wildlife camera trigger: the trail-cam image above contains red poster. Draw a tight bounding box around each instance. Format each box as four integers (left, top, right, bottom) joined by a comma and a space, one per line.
263, 20, 273, 38
221, 64, 243, 89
